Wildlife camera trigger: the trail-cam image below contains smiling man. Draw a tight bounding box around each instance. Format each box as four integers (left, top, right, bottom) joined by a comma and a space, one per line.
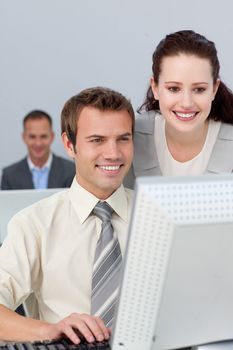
62, 105, 133, 199
0, 87, 134, 344
1, 110, 75, 190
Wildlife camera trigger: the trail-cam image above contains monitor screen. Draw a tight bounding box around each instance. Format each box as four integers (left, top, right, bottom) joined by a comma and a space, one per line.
111, 174, 233, 350
0, 188, 64, 243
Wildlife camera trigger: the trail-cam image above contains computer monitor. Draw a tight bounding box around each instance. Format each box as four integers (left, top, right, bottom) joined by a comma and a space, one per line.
0, 188, 64, 243
111, 174, 233, 350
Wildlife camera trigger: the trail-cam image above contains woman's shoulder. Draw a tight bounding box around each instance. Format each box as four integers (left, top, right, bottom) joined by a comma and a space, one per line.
218, 122, 233, 140
135, 110, 160, 132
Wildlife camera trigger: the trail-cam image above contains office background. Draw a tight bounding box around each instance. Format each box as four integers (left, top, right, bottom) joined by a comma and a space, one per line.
0, 0, 232, 173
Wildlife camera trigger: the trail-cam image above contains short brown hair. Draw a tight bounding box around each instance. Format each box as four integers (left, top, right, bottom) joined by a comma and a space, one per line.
61, 87, 135, 147
23, 110, 52, 129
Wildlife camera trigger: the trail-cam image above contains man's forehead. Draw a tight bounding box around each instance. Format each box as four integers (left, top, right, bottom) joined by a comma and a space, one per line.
78, 107, 131, 124
24, 127, 52, 136
24, 120, 52, 131
24, 118, 51, 127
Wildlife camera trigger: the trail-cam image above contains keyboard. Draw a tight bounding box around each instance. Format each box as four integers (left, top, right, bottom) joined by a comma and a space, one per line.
0, 339, 110, 350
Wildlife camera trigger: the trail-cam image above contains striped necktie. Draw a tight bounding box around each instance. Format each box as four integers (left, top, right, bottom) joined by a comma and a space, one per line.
91, 201, 122, 327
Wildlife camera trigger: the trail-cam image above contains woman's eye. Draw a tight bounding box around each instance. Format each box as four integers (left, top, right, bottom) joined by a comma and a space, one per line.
194, 87, 206, 93
168, 87, 180, 93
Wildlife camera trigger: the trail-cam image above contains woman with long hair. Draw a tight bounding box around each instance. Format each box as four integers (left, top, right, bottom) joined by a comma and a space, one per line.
125, 30, 233, 188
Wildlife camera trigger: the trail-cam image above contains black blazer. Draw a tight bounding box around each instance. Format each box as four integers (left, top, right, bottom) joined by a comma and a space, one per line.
1, 154, 75, 190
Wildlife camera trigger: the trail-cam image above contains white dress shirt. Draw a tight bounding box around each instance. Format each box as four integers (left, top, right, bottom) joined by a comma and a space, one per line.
0, 178, 133, 323
154, 114, 221, 176
27, 153, 53, 189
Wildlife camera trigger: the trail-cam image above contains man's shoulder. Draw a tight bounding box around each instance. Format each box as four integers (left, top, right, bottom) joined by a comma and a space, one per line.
124, 186, 134, 195
52, 154, 75, 168
6, 189, 69, 243
124, 187, 134, 204
11, 189, 69, 224
2, 158, 27, 174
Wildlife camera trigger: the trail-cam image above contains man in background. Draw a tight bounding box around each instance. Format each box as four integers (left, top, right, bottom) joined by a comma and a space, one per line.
1, 110, 75, 190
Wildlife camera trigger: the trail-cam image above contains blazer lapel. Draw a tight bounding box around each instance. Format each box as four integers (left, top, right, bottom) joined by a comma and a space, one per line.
19, 159, 34, 188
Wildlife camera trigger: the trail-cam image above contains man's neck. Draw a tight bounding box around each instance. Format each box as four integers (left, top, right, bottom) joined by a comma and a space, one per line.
75, 175, 118, 200
29, 154, 51, 168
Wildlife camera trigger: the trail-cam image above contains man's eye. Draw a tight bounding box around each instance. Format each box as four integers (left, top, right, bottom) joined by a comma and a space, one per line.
90, 138, 102, 143
119, 136, 130, 142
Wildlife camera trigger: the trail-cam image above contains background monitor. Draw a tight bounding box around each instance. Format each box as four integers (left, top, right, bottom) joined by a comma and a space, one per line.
111, 174, 233, 350
0, 188, 63, 243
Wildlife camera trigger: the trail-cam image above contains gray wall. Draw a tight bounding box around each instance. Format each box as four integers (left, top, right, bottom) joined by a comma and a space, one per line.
1, 0, 233, 173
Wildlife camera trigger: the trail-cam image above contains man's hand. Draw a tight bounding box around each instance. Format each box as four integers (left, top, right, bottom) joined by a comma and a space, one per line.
0, 305, 110, 344
46, 313, 111, 344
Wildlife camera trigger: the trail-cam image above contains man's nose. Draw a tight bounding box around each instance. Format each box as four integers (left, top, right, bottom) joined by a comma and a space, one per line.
103, 142, 121, 159
35, 138, 43, 146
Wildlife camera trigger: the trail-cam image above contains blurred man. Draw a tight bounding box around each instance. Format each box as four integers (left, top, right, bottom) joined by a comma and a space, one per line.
1, 110, 75, 189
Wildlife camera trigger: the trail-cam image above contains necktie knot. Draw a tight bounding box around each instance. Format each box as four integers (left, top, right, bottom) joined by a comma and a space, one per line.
93, 201, 113, 223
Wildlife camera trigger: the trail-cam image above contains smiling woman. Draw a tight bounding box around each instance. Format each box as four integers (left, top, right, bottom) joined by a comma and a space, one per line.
124, 30, 233, 188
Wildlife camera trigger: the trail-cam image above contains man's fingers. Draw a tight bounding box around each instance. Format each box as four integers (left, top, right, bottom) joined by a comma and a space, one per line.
93, 316, 111, 339
62, 325, 81, 345
56, 313, 110, 344
73, 314, 106, 342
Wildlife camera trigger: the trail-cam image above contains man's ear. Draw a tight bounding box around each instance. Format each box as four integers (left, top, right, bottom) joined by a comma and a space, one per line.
62, 132, 76, 158
150, 77, 159, 100
22, 131, 26, 143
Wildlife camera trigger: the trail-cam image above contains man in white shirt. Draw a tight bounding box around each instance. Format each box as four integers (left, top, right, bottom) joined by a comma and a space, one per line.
0, 87, 134, 344
1, 110, 75, 190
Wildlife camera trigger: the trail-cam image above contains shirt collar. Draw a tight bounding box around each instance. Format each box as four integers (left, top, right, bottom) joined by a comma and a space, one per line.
68, 178, 129, 224
27, 152, 53, 171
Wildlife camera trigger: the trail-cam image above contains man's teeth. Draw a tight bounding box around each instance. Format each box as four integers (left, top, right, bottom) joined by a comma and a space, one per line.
175, 112, 196, 118
99, 165, 120, 170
